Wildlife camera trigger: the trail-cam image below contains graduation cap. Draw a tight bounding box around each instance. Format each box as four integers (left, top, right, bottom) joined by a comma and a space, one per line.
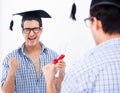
10, 9, 51, 31
70, 2, 77, 20
90, 0, 120, 10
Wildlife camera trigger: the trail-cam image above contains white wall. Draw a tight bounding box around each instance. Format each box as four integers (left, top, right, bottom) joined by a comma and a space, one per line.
0, 0, 95, 92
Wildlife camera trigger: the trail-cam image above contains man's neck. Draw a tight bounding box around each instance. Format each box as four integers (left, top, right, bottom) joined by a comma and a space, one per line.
24, 43, 42, 58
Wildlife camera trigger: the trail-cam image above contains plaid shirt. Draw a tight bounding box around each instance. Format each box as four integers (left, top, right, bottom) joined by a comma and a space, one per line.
61, 38, 120, 93
1, 42, 58, 93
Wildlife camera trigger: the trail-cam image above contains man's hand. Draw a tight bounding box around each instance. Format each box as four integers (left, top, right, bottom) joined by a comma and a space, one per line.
43, 63, 57, 93
56, 60, 66, 72
55, 60, 66, 90
2, 57, 20, 93
43, 63, 57, 83
8, 57, 19, 75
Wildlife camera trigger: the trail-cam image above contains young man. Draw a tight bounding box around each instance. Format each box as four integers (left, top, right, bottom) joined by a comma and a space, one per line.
1, 10, 66, 93
43, 0, 120, 93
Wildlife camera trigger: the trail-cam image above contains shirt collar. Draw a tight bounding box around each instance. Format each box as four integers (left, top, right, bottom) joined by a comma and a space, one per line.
21, 41, 48, 55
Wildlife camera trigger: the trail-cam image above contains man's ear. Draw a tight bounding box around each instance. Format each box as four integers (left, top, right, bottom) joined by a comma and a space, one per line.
93, 17, 102, 31
91, 17, 103, 37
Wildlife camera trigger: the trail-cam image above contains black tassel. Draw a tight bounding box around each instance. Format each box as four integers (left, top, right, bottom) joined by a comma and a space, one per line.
9, 20, 14, 31
70, 3, 76, 20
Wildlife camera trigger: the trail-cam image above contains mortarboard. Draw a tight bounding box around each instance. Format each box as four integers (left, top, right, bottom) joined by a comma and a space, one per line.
70, 2, 77, 20
10, 9, 51, 31
90, 0, 120, 10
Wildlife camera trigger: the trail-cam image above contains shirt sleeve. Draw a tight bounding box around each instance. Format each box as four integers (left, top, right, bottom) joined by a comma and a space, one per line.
60, 63, 80, 93
1, 57, 9, 88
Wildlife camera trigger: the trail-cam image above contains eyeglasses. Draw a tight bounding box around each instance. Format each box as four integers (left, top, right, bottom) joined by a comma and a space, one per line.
84, 17, 94, 27
22, 27, 42, 34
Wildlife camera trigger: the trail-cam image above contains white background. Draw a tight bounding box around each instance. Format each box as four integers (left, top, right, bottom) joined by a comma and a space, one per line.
0, 0, 95, 92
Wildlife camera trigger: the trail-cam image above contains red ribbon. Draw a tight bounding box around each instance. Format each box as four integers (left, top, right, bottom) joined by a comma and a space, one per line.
53, 54, 65, 64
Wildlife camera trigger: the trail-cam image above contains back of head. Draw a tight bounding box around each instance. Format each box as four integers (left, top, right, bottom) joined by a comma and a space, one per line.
90, 0, 120, 34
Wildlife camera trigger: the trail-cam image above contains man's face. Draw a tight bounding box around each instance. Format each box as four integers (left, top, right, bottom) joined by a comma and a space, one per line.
22, 20, 42, 47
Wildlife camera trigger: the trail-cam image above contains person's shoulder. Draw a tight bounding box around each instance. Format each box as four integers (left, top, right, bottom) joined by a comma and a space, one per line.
4, 46, 22, 58
2, 47, 22, 63
40, 42, 58, 54
45, 47, 58, 54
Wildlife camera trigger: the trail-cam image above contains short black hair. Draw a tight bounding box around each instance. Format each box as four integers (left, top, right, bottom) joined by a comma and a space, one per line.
21, 17, 42, 28
90, 5, 120, 34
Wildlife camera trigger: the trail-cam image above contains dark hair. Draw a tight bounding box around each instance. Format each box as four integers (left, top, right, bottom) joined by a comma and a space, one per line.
21, 17, 42, 28
90, 5, 120, 34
